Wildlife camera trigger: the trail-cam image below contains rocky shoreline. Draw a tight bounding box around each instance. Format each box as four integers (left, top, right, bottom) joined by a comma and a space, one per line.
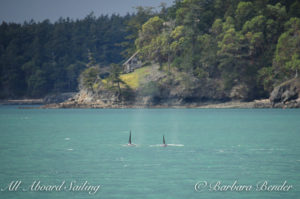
41, 98, 300, 109
41, 78, 300, 109
3, 78, 300, 109
1, 98, 298, 109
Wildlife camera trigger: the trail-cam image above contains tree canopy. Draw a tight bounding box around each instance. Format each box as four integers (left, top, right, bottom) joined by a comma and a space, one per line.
0, 12, 147, 98
135, 0, 300, 99
1, 1, 300, 101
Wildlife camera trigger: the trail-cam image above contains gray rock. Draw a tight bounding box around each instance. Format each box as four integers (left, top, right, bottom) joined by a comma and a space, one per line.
270, 78, 300, 105
43, 92, 77, 104
230, 83, 250, 100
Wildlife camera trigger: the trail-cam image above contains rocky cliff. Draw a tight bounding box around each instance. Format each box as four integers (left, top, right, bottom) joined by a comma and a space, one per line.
269, 78, 300, 108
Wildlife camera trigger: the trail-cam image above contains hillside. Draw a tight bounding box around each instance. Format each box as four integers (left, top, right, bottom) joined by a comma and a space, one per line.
45, 63, 299, 108
2, 0, 300, 107
0, 8, 155, 99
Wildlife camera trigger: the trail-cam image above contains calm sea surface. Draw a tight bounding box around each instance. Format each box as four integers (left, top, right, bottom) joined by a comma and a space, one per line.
0, 106, 300, 199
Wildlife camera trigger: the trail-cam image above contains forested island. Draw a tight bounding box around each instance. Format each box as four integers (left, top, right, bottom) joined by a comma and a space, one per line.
1, 0, 300, 108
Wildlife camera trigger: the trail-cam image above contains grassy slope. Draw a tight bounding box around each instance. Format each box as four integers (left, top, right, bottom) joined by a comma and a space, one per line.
119, 66, 152, 89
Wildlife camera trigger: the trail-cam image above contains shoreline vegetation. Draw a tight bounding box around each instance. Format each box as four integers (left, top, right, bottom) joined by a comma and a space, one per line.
2, 73, 300, 109
1, 1, 299, 107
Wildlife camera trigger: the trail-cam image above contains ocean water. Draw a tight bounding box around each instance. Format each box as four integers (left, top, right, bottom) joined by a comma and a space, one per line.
0, 106, 300, 199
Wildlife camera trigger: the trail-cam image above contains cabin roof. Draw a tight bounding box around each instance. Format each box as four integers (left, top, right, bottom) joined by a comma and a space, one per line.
123, 51, 139, 65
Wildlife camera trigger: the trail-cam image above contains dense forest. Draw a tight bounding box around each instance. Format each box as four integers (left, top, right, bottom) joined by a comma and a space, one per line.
0, 0, 300, 100
0, 8, 155, 98
135, 0, 300, 100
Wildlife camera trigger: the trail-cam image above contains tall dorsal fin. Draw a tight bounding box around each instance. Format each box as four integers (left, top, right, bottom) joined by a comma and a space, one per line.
163, 135, 166, 145
129, 131, 132, 144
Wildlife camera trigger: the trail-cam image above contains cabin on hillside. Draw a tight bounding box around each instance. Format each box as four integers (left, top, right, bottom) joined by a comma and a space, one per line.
123, 51, 142, 73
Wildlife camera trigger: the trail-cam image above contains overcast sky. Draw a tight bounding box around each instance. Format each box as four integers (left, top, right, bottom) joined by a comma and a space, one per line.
0, 0, 175, 23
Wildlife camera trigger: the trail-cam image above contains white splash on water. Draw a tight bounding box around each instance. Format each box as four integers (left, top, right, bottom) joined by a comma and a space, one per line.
167, 144, 184, 147
149, 144, 184, 147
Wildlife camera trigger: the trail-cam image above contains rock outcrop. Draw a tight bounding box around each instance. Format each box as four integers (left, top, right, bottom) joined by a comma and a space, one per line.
42, 65, 300, 109
230, 84, 250, 100
269, 78, 300, 108
43, 69, 231, 108
43, 92, 77, 104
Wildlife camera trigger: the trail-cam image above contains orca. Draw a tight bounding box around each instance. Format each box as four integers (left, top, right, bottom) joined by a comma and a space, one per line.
162, 135, 167, 147
127, 130, 135, 146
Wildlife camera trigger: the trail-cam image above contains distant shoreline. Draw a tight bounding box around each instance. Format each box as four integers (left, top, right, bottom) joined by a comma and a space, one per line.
0, 99, 44, 105
1, 98, 299, 109
39, 99, 296, 109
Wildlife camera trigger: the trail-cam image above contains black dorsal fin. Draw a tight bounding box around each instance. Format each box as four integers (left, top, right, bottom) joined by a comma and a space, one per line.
163, 135, 166, 145
129, 131, 132, 144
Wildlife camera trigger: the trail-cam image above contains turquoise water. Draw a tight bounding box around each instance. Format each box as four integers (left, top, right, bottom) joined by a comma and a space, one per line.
0, 106, 300, 199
